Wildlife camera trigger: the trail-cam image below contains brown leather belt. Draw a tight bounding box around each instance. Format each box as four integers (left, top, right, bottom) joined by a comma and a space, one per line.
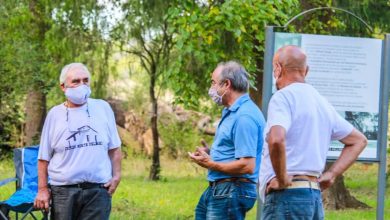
209, 177, 255, 187
293, 175, 318, 182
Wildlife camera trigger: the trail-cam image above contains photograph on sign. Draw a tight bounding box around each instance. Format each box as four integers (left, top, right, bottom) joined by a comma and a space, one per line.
274, 32, 383, 160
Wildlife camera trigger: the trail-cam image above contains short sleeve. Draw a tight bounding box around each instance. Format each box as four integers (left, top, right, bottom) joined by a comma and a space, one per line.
267, 92, 292, 132
331, 110, 354, 140
234, 115, 261, 159
104, 102, 121, 149
38, 112, 54, 161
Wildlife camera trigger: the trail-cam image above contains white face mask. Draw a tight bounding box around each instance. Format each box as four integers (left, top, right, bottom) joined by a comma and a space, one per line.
65, 84, 91, 105
208, 84, 226, 106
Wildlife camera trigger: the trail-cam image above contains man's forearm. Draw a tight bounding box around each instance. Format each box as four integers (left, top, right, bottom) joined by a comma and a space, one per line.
269, 142, 288, 183
109, 148, 122, 179
37, 160, 49, 189
267, 126, 288, 184
327, 129, 367, 177
328, 143, 366, 177
208, 158, 255, 175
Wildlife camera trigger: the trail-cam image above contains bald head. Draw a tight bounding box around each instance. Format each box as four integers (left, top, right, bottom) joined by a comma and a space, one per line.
274, 45, 307, 72
273, 45, 308, 89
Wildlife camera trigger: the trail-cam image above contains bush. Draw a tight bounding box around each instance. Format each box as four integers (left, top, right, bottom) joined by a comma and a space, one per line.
158, 112, 213, 159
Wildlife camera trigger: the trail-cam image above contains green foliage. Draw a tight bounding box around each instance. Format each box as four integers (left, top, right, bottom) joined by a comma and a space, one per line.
158, 112, 214, 159
289, 1, 390, 38
0, 0, 114, 148
333, 0, 390, 37
0, 100, 24, 149
168, 0, 300, 108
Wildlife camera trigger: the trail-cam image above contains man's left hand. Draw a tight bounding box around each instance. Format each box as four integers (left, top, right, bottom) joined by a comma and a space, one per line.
318, 171, 336, 191
188, 150, 212, 168
104, 176, 121, 196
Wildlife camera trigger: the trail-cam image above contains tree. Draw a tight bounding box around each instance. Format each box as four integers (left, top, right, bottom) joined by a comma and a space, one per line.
113, 0, 176, 180
0, 0, 113, 148
169, 0, 299, 109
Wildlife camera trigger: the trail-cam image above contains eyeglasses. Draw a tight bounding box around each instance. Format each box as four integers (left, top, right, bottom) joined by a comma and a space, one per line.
70, 77, 89, 85
66, 102, 90, 122
211, 79, 225, 87
66, 102, 91, 133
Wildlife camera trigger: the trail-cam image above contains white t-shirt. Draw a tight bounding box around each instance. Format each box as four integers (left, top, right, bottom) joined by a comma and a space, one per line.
38, 98, 121, 185
258, 83, 353, 201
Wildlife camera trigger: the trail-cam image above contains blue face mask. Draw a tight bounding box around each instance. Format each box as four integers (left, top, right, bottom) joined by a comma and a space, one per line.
65, 84, 91, 105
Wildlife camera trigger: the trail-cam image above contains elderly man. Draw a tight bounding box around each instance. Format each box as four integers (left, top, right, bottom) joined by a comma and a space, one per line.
34, 63, 122, 220
189, 61, 265, 219
259, 45, 367, 219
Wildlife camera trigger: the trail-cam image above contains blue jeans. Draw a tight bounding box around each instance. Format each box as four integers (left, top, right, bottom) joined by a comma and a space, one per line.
261, 188, 324, 220
195, 181, 257, 220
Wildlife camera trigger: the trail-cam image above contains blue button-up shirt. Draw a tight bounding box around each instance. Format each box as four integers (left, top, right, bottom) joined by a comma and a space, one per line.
208, 94, 265, 183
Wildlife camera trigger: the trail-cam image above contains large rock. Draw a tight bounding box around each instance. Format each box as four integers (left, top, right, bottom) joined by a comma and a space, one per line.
140, 128, 163, 156
116, 125, 142, 157
108, 98, 216, 156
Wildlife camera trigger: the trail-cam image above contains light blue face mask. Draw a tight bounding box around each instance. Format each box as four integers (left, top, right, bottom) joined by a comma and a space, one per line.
65, 84, 91, 105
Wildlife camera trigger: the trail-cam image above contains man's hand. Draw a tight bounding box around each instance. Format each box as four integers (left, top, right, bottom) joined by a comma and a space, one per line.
266, 175, 292, 194
104, 176, 121, 196
317, 128, 366, 192
188, 149, 213, 169
195, 139, 210, 155
34, 187, 50, 211
318, 171, 336, 191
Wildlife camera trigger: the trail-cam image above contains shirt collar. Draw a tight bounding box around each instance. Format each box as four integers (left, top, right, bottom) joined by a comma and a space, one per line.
224, 93, 250, 112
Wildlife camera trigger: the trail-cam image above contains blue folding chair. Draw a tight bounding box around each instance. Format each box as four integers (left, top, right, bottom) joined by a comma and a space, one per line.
0, 146, 48, 220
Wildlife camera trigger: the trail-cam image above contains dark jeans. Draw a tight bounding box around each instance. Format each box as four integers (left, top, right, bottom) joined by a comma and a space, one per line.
195, 181, 257, 220
50, 185, 111, 220
261, 188, 324, 220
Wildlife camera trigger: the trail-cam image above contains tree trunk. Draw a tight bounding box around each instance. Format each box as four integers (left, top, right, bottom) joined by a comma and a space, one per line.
149, 71, 160, 181
24, 89, 46, 146
322, 162, 370, 209
249, 36, 264, 108
24, 0, 48, 147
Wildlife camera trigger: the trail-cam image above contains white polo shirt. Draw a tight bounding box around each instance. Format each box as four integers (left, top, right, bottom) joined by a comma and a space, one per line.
259, 83, 353, 201
38, 98, 121, 185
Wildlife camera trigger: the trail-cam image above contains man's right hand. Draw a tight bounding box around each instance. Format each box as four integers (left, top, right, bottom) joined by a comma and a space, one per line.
34, 187, 50, 211
266, 175, 292, 194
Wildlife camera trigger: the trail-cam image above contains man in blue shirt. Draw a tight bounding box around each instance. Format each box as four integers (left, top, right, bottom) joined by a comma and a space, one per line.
189, 61, 265, 220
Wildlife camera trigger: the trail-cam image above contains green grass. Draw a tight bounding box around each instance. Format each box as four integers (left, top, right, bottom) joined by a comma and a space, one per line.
0, 156, 389, 219
110, 157, 257, 219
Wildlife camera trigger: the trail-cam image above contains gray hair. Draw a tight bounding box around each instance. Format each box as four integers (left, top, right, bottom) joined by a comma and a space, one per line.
218, 61, 249, 92
59, 63, 91, 85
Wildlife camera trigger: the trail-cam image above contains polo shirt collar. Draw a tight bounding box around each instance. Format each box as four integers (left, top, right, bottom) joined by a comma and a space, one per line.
224, 93, 250, 112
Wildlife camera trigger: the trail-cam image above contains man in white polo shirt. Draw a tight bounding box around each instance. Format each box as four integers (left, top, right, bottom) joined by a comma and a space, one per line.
34, 63, 122, 220
259, 45, 367, 219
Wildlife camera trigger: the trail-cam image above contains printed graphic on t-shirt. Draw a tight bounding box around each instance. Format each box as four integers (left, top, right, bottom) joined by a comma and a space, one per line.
65, 125, 103, 151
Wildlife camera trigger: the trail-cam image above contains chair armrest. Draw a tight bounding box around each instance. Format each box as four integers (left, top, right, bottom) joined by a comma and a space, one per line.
0, 177, 18, 187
